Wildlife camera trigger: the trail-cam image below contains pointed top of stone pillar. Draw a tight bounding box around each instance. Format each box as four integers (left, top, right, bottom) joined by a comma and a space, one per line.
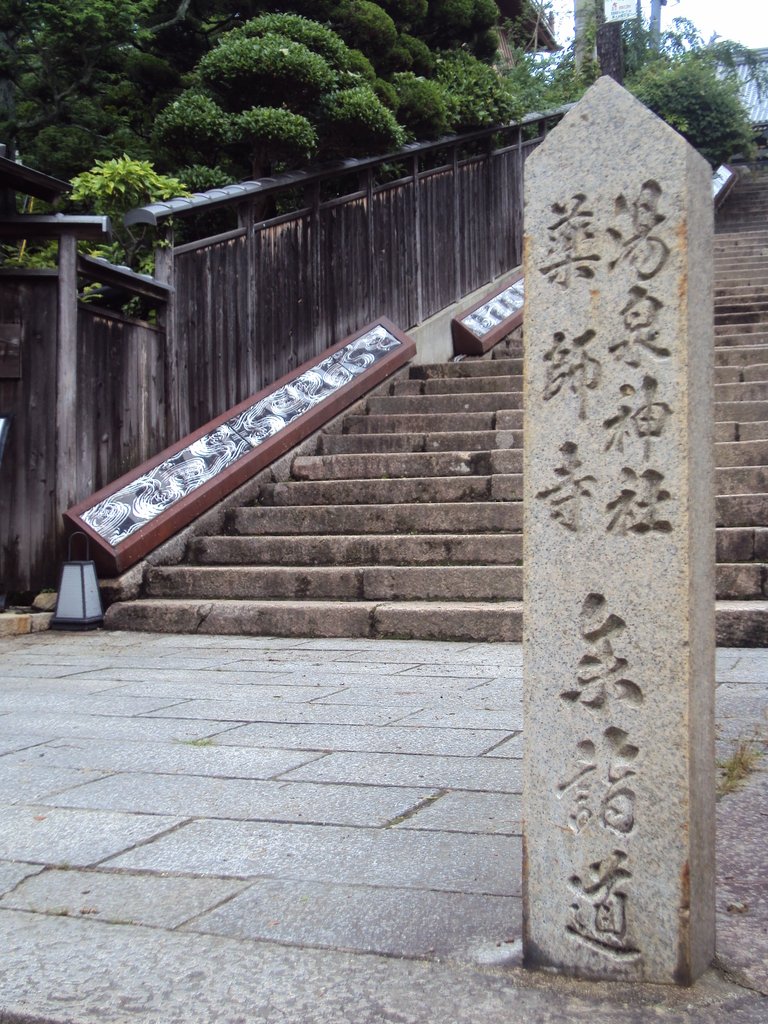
528, 76, 711, 182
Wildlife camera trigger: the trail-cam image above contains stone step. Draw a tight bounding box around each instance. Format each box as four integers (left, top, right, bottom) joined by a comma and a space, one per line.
317, 429, 522, 455
715, 333, 768, 349
715, 320, 768, 337
146, 564, 524, 602
715, 346, 768, 366
716, 421, 768, 442
716, 564, 767, 600
188, 532, 523, 567
717, 494, 768, 527
715, 600, 768, 647
261, 474, 521, 506
717, 466, 768, 495
715, 439, 768, 466
714, 302, 768, 317
290, 449, 520, 481
716, 527, 768, 562
342, 411, 496, 434
366, 392, 522, 415
717, 401, 768, 423
104, 598, 525, 643
715, 365, 768, 384
391, 375, 521, 396
410, 359, 523, 379
715, 381, 768, 402
226, 501, 522, 535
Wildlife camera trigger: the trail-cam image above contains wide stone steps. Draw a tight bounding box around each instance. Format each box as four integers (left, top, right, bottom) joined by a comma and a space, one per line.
187, 532, 523, 566
226, 501, 521, 535
105, 597, 524, 642
290, 450, 521, 480
317, 430, 522, 455
105, 167, 768, 646
145, 565, 524, 602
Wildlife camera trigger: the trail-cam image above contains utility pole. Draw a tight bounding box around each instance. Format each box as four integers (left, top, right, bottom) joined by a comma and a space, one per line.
650, 0, 667, 50
574, 0, 597, 70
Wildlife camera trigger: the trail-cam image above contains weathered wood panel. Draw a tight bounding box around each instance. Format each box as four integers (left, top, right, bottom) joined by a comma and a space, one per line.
76, 307, 166, 495
0, 274, 59, 592
0, 281, 168, 593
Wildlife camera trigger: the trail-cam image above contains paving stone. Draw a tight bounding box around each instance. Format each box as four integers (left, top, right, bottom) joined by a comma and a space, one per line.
0, 806, 184, 866
212, 722, 512, 757
0, 860, 43, 895
48, 773, 438, 827
101, 680, 347, 702
105, 819, 522, 896
281, 752, 522, 792
4, 739, 323, 780
483, 734, 524, 759
393, 791, 522, 835
716, 684, 768, 723
0, 735, 50, 756
0, 693, 188, 717
396, 706, 523, 731
0, 712, 242, 744
1, 869, 250, 929
144, 698, 409, 726
0, 763, 107, 806
2, 912, 758, 1024
185, 876, 521, 958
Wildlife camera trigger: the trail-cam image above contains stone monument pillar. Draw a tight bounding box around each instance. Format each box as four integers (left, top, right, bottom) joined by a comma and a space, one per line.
522, 77, 715, 984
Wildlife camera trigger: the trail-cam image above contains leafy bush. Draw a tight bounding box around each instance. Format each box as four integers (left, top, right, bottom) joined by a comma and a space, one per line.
392, 72, 451, 139
69, 155, 190, 271
629, 57, 755, 165
153, 91, 232, 164
391, 32, 435, 76
234, 13, 356, 74
331, 1, 398, 64
198, 34, 337, 110
437, 51, 515, 131
235, 107, 319, 169
377, 0, 428, 30
321, 85, 406, 156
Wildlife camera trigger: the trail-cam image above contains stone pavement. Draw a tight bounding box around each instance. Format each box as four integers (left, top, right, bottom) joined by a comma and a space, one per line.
0, 629, 765, 1023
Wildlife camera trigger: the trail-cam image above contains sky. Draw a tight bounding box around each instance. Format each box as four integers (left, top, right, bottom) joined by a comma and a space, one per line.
550, 0, 768, 50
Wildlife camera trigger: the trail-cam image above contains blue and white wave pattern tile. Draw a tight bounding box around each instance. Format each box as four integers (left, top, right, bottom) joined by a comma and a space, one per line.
461, 280, 525, 338
81, 325, 401, 547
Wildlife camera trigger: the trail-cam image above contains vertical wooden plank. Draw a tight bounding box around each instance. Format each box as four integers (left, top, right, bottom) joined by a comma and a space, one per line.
56, 232, 78, 513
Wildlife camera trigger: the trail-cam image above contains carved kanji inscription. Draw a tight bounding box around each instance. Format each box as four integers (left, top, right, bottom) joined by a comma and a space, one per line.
606, 468, 672, 534
607, 180, 670, 281
543, 329, 600, 420
539, 193, 601, 287
535, 442, 596, 532
561, 593, 643, 709
557, 727, 639, 836
568, 851, 640, 956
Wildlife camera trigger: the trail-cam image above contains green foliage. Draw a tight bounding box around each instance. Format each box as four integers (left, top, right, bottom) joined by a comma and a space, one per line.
392, 72, 451, 139
437, 51, 514, 132
70, 155, 191, 269
377, 0, 428, 31
235, 107, 318, 169
389, 32, 435, 76
331, 1, 398, 67
424, 0, 498, 56
198, 33, 337, 110
321, 85, 406, 156
153, 91, 232, 165
69, 155, 188, 219
234, 13, 356, 75
629, 57, 755, 165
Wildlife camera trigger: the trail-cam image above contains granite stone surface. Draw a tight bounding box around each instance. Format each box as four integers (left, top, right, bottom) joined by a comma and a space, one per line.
523, 77, 716, 983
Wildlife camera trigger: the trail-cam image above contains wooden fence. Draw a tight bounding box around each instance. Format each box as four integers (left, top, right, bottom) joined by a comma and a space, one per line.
167, 119, 552, 437
0, 274, 168, 593
0, 109, 564, 594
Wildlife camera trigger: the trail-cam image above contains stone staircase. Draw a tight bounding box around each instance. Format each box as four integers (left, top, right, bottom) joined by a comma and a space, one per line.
712, 165, 768, 645
106, 168, 768, 645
